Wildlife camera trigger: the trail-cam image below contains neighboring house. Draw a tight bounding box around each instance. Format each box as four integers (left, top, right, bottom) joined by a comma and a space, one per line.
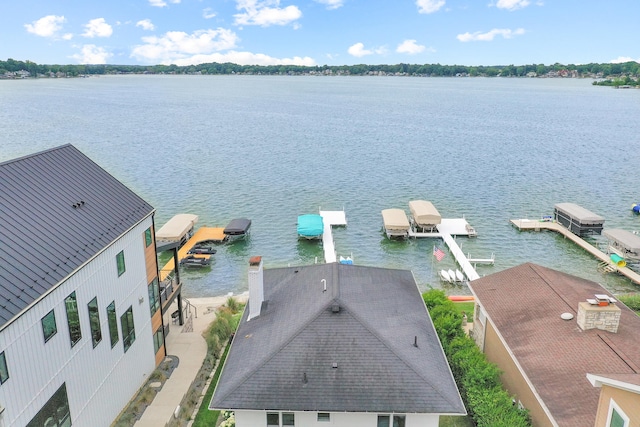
468, 262, 640, 427
210, 257, 466, 427
0, 145, 179, 426
588, 374, 640, 427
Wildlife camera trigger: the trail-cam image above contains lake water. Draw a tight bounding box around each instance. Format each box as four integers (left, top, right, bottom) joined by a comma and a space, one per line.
1, 75, 639, 297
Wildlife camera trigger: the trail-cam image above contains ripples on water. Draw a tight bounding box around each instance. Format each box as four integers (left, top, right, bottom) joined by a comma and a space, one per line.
1, 76, 639, 296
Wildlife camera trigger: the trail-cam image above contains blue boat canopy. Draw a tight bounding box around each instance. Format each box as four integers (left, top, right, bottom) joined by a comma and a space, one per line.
297, 214, 324, 237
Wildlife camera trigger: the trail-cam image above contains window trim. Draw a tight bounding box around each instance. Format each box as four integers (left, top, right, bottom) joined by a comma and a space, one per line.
116, 250, 126, 277
145, 227, 153, 247
0, 351, 8, 384
317, 412, 330, 422
153, 328, 164, 354
148, 278, 160, 316
42, 309, 58, 343
606, 399, 629, 427
65, 291, 82, 348
121, 306, 136, 353
88, 297, 102, 348
107, 301, 119, 348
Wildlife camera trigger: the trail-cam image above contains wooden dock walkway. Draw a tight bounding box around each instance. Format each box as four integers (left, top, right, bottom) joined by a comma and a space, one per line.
159, 227, 225, 281
510, 219, 640, 285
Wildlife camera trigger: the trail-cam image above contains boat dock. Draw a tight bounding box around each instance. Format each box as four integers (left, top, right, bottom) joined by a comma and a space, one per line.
159, 226, 225, 281
510, 219, 640, 285
436, 219, 481, 281
320, 209, 347, 263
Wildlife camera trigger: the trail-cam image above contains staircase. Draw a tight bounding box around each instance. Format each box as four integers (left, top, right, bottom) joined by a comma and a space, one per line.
598, 261, 617, 274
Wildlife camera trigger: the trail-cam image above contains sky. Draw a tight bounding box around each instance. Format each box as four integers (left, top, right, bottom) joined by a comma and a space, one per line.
2, 0, 639, 67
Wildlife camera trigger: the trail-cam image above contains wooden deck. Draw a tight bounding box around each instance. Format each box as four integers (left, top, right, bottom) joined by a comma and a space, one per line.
159, 227, 225, 281
510, 219, 640, 285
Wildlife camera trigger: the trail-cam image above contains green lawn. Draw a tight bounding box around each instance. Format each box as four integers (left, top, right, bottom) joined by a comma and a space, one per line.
439, 415, 475, 427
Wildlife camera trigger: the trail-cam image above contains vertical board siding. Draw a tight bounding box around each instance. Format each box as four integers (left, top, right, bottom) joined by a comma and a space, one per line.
0, 218, 156, 427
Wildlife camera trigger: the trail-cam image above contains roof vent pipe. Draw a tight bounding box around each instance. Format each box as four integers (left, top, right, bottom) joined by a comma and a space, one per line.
322, 279, 326, 292
414, 336, 418, 347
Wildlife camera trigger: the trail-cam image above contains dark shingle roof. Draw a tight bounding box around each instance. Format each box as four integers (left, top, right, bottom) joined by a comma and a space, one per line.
0, 144, 154, 327
469, 263, 640, 427
211, 263, 465, 414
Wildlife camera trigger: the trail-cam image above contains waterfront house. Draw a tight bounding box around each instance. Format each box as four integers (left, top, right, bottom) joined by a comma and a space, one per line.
468, 263, 640, 427
0, 145, 179, 426
210, 257, 466, 427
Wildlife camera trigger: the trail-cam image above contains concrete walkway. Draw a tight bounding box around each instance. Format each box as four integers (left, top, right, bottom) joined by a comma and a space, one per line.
134, 294, 248, 427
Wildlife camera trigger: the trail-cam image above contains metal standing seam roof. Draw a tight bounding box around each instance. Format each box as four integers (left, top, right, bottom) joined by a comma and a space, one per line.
0, 144, 154, 328
210, 263, 466, 415
602, 229, 640, 252
469, 263, 640, 427
554, 203, 604, 223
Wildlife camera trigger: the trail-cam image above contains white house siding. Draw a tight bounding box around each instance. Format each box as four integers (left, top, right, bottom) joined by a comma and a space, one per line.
0, 217, 156, 427
234, 410, 440, 427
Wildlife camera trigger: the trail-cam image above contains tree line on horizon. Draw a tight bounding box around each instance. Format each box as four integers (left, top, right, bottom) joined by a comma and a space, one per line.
1, 57, 639, 80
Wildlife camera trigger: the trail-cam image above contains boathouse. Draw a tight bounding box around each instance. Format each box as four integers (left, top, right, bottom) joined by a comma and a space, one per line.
603, 228, 640, 260
553, 202, 604, 236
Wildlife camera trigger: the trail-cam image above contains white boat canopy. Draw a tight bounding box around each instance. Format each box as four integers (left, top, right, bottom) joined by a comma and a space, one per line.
409, 200, 441, 227
381, 208, 410, 231
603, 229, 640, 253
156, 213, 199, 242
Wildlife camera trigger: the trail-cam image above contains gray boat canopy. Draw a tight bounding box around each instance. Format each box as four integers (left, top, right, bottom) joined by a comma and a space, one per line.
409, 200, 441, 227
603, 229, 640, 253
224, 218, 252, 235
554, 203, 604, 223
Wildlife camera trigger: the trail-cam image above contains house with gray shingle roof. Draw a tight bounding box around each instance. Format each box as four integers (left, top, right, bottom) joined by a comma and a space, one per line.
469, 263, 640, 427
210, 257, 466, 427
0, 145, 168, 426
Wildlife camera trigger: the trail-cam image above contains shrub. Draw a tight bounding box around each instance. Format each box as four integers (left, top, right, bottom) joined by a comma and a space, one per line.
619, 294, 640, 313
423, 290, 531, 427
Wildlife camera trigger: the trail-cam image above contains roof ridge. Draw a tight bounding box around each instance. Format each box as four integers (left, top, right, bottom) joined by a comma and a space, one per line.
214, 298, 335, 404
337, 296, 462, 409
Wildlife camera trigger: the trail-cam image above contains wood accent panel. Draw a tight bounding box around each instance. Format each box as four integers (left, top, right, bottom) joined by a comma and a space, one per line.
144, 225, 158, 283
151, 309, 162, 332
155, 344, 165, 366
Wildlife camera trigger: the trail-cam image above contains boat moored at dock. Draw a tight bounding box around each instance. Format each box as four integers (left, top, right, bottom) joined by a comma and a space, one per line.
409, 200, 441, 232
553, 203, 604, 236
223, 218, 251, 241
381, 208, 410, 239
156, 213, 199, 249
297, 214, 324, 240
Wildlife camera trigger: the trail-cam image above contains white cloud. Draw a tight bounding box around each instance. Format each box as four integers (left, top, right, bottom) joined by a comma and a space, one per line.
347, 42, 386, 58
314, 0, 344, 10
610, 56, 640, 64
457, 28, 525, 42
203, 8, 217, 19
62, 33, 74, 40
149, 0, 181, 7
24, 15, 66, 38
82, 18, 113, 38
172, 51, 316, 66
136, 19, 155, 31
131, 28, 241, 63
416, 0, 445, 14
396, 39, 426, 54
71, 45, 113, 64
495, 0, 530, 10
234, 0, 302, 27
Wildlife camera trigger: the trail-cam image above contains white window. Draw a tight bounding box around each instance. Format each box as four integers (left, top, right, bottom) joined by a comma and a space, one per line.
606, 399, 629, 427
317, 413, 330, 422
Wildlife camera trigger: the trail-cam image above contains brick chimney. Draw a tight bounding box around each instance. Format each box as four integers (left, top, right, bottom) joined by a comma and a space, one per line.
577, 295, 621, 333
248, 256, 264, 321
